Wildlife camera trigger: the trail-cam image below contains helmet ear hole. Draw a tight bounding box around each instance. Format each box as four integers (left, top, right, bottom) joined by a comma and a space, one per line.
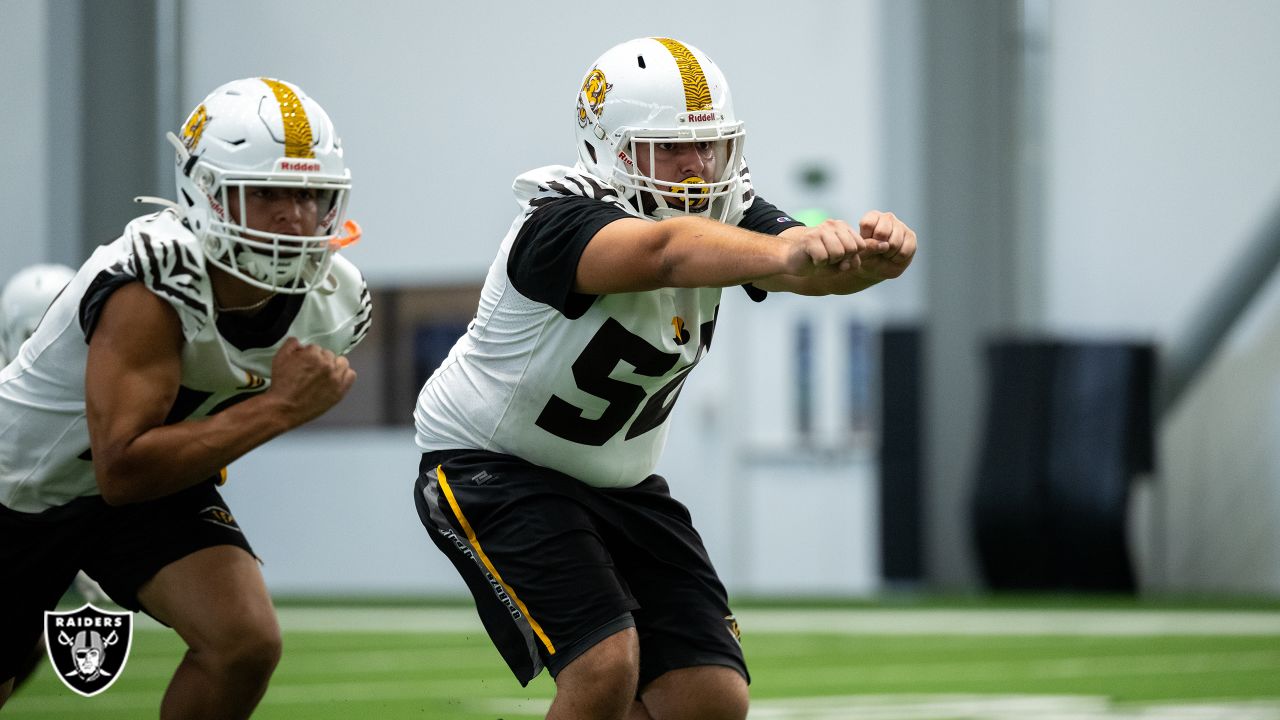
582, 140, 597, 164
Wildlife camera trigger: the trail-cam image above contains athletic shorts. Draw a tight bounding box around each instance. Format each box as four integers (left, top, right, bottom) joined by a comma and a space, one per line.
0, 480, 254, 681
414, 449, 747, 689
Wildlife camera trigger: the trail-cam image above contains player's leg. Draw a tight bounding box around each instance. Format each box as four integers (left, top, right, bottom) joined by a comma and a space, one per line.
551, 635, 743, 720
7, 639, 46, 693
636, 665, 748, 720
604, 475, 750, 720
84, 481, 275, 720
136, 545, 280, 720
547, 627, 641, 720
0, 501, 86, 709
415, 451, 645, 717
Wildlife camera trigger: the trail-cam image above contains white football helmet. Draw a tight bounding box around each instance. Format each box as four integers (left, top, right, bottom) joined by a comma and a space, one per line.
169, 77, 355, 294
0, 263, 75, 362
575, 38, 745, 221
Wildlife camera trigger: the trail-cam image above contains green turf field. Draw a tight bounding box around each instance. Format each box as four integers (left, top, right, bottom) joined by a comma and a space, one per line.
9, 601, 1280, 719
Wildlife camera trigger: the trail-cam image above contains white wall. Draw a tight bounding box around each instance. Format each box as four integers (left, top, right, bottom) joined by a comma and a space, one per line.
1044, 0, 1280, 340
221, 430, 451, 595
0, 0, 51, 281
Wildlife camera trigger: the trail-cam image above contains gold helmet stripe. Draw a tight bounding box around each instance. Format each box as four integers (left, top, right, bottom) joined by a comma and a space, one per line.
259, 77, 315, 159
653, 38, 712, 112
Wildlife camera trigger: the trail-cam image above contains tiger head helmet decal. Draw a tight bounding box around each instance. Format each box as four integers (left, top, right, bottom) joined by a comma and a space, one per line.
577, 68, 612, 129
180, 104, 209, 154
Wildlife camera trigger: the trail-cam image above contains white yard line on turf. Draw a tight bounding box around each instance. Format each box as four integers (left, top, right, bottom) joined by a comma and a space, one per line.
739, 694, 1280, 720
135, 606, 1280, 635
480, 695, 1280, 720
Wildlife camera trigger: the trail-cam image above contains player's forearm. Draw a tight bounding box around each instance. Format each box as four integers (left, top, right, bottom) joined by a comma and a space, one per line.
752, 272, 883, 296
94, 393, 296, 505
655, 216, 791, 288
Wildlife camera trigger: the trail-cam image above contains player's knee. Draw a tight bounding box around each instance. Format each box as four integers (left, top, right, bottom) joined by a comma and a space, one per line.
202, 617, 281, 681
566, 650, 638, 697
642, 665, 748, 720
555, 630, 641, 706
670, 685, 747, 720
229, 624, 282, 680
695, 683, 749, 720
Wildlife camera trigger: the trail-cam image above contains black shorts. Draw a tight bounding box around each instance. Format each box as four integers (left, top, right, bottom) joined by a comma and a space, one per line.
0, 480, 254, 681
414, 449, 747, 689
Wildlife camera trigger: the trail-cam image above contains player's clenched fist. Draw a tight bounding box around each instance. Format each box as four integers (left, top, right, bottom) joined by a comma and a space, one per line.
855, 210, 917, 281
268, 336, 357, 426
782, 219, 883, 276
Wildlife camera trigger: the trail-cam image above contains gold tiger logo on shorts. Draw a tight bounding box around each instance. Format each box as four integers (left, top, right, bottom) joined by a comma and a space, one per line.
577, 68, 612, 129
199, 506, 242, 533
725, 614, 741, 642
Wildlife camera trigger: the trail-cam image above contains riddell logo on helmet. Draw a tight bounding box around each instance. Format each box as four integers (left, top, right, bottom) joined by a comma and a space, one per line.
278, 160, 322, 172
679, 112, 720, 123
616, 151, 634, 167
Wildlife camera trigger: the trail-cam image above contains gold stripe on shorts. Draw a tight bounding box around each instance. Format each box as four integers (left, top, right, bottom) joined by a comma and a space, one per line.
436, 465, 557, 655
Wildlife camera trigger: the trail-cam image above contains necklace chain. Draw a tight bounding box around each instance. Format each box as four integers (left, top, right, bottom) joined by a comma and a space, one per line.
215, 293, 274, 313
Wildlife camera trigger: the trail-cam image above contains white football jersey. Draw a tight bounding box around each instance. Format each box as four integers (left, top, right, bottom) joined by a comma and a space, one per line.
0, 209, 372, 512
413, 164, 801, 488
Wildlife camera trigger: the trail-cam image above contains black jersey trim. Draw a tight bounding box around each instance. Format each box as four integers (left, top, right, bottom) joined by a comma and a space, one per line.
508, 196, 631, 320
79, 265, 140, 343
736, 195, 802, 303
739, 195, 805, 236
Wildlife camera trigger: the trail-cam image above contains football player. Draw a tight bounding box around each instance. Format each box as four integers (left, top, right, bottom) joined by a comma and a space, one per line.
0, 264, 76, 368
0, 77, 372, 717
412, 38, 916, 719
1, 262, 113, 692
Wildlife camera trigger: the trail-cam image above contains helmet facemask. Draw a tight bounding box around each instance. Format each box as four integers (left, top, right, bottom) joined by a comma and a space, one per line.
615, 128, 744, 221
195, 166, 351, 294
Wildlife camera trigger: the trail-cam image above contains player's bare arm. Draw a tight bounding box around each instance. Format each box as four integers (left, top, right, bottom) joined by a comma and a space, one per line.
752, 211, 918, 296
86, 282, 355, 505
574, 214, 882, 295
